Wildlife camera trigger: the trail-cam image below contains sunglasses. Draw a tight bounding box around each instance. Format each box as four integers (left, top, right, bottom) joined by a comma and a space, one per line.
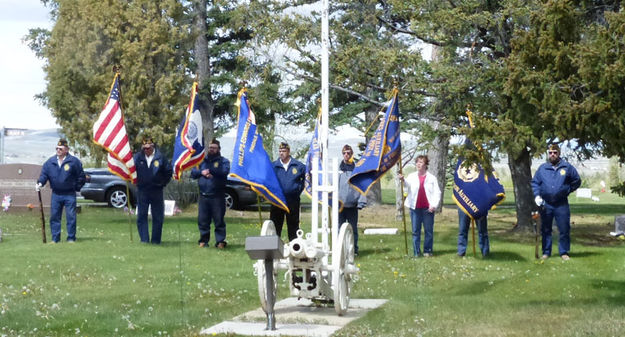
548, 151, 558, 155
342, 152, 352, 155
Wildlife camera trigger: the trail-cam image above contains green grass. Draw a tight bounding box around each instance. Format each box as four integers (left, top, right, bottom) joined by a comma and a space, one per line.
0, 199, 624, 336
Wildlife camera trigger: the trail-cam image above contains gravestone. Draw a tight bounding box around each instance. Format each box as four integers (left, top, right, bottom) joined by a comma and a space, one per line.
613, 215, 625, 235
0, 163, 51, 211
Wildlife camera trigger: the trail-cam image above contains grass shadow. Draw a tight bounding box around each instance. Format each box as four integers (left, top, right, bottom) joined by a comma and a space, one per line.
590, 279, 625, 304
484, 250, 528, 262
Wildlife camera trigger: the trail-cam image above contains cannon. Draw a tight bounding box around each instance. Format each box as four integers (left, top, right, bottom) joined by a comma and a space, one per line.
253, 158, 359, 316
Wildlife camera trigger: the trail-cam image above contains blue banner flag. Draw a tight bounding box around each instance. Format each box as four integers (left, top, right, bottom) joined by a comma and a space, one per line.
452, 108, 505, 219
172, 82, 205, 180
229, 88, 289, 212
348, 88, 401, 195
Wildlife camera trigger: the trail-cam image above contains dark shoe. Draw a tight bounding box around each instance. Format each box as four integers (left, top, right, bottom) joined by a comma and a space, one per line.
457, 252, 465, 257
216, 242, 227, 249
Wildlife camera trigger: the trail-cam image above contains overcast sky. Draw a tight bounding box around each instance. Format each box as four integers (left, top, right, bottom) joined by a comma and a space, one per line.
0, 0, 56, 130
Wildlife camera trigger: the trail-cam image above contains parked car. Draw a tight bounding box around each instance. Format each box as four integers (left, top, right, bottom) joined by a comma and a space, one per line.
80, 168, 136, 208
225, 177, 259, 210
80, 168, 258, 209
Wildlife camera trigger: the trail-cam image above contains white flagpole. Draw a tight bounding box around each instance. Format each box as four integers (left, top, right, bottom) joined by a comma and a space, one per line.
321, 0, 335, 260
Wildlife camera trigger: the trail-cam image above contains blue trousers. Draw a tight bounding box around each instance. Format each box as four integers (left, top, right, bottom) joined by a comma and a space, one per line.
541, 201, 571, 256
457, 209, 489, 256
50, 192, 77, 242
410, 208, 434, 256
338, 207, 359, 254
136, 188, 164, 244
198, 193, 227, 245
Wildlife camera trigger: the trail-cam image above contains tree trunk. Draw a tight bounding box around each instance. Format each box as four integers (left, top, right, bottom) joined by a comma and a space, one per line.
395, 162, 405, 220
508, 148, 534, 230
192, 0, 214, 143
427, 122, 450, 213
424, 45, 449, 213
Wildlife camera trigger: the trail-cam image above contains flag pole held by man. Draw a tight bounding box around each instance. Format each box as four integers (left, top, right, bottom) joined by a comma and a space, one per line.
452, 107, 505, 257
228, 87, 289, 214
172, 82, 205, 180
348, 87, 402, 195
93, 71, 137, 241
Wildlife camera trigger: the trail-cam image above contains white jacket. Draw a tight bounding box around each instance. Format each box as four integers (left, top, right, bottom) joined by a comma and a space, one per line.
403, 171, 441, 210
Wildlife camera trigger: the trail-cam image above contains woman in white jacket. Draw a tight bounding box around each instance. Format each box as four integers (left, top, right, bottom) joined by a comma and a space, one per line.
399, 155, 441, 257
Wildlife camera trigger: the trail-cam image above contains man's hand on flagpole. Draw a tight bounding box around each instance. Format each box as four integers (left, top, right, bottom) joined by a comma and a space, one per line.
35, 183, 43, 192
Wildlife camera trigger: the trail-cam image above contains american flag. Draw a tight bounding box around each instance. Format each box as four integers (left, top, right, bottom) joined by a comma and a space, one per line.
93, 73, 137, 184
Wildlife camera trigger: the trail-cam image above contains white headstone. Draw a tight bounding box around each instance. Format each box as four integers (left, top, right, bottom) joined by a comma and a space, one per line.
576, 188, 592, 199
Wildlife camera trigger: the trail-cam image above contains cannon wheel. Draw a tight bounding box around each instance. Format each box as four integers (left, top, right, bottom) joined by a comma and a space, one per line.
333, 223, 354, 315
256, 220, 278, 313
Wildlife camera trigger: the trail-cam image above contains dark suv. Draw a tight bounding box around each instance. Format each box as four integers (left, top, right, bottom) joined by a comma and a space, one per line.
80, 168, 258, 209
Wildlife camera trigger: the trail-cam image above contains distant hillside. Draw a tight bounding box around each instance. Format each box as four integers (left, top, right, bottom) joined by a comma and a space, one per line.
2, 129, 61, 164
2, 128, 608, 175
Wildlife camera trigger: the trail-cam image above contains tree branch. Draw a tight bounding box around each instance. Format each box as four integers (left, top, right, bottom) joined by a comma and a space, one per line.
376, 15, 445, 47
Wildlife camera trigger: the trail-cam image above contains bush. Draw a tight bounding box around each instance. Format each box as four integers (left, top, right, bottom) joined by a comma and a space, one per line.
164, 171, 198, 209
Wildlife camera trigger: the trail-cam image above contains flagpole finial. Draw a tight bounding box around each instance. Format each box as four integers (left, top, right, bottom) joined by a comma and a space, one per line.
112, 65, 122, 74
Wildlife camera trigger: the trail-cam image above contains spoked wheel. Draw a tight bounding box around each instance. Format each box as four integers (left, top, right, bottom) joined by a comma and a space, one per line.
333, 223, 355, 315
256, 220, 278, 313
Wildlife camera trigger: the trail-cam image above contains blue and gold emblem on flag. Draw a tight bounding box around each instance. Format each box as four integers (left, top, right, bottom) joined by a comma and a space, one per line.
452, 107, 505, 219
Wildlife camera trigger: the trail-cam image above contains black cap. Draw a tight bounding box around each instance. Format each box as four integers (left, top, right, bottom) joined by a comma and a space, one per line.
279, 142, 290, 150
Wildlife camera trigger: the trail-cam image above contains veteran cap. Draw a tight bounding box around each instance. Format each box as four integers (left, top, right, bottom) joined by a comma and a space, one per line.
279, 142, 290, 150
57, 138, 68, 148
142, 136, 154, 145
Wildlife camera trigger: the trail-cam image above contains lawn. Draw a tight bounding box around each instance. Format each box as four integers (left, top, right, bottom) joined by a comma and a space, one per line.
0, 194, 624, 336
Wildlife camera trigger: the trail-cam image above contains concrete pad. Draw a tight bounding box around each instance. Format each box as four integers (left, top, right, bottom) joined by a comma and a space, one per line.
200, 298, 387, 336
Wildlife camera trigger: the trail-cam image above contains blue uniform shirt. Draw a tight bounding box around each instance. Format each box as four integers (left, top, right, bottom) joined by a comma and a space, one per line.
531, 158, 581, 205
272, 158, 306, 199
133, 148, 173, 190
38, 154, 86, 195
191, 153, 230, 196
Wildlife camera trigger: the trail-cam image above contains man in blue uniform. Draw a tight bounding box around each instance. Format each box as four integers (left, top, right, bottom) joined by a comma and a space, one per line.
36, 138, 86, 243
191, 139, 230, 249
338, 144, 367, 255
270, 142, 306, 241
531, 143, 581, 260
133, 137, 172, 244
